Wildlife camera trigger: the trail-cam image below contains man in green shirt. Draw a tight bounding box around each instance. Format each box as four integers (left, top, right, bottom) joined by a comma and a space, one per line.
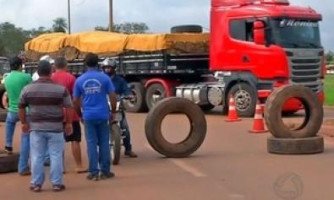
3, 56, 32, 175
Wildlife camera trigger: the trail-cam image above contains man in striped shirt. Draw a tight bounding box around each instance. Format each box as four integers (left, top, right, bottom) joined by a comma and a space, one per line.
19, 60, 73, 192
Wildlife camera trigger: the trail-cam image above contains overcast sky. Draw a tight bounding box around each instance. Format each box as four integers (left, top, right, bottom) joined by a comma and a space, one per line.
0, 0, 333, 50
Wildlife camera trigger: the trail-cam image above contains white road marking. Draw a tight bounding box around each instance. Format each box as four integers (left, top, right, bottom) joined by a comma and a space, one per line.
145, 144, 207, 177
169, 159, 207, 177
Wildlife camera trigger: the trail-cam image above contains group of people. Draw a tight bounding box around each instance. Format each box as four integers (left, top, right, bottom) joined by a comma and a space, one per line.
2, 52, 137, 192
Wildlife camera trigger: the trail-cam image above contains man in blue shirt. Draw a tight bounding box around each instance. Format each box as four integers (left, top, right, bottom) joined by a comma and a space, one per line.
73, 53, 117, 181
102, 58, 137, 158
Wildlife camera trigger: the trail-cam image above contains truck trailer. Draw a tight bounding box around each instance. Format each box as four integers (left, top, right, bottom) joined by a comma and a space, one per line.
20, 0, 324, 117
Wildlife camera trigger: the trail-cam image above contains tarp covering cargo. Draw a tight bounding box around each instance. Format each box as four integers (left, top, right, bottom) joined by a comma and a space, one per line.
64, 31, 128, 54
24, 31, 209, 61
24, 33, 68, 53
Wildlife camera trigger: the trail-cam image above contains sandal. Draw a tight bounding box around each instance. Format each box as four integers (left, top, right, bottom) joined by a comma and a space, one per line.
29, 184, 42, 192
52, 184, 66, 192
75, 167, 88, 174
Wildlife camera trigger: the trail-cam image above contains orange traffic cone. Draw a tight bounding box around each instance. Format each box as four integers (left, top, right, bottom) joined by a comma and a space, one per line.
225, 96, 241, 122
249, 101, 268, 133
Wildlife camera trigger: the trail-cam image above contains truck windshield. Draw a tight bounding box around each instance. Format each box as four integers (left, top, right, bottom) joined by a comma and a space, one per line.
268, 18, 321, 49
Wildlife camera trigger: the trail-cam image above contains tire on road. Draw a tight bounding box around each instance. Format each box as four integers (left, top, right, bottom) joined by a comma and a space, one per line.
110, 124, 121, 165
124, 82, 147, 113
0, 153, 19, 173
146, 83, 166, 111
227, 83, 257, 117
0, 109, 7, 122
171, 25, 203, 33
264, 85, 323, 138
145, 97, 207, 158
267, 136, 324, 154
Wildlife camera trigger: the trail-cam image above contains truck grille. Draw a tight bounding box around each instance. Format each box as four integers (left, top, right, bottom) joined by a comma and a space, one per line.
288, 50, 322, 93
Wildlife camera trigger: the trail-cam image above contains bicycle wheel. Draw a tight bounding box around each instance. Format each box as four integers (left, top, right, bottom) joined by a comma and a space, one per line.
110, 123, 121, 165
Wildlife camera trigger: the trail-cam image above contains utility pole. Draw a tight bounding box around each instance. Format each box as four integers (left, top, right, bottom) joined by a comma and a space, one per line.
109, 0, 113, 31
68, 0, 71, 34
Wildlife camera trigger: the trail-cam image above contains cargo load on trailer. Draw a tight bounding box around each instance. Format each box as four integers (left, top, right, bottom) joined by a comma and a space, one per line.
24, 31, 209, 61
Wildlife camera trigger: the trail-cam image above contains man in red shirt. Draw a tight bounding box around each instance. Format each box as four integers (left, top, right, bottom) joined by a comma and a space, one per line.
51, 57, 86, 173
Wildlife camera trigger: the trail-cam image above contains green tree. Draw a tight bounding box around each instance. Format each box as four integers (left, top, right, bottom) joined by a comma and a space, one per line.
326, 51, 334, 64
52, 18, 67, 33
0, 22, 27, 57
95, 22, 149, 34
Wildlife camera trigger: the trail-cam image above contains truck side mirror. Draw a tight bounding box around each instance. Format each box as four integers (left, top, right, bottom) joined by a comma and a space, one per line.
253, 21, 266, 45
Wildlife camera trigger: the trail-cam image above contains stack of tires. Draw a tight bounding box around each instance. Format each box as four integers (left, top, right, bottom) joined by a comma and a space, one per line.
264, 85, 324, 154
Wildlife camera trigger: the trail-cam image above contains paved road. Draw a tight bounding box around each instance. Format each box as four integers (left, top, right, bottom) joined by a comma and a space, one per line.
0, 109, 334, 200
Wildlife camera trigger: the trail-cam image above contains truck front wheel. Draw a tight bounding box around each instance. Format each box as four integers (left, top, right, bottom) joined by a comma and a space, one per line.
124, 82, 148, 113
227, 83, 257, 117
146, 83, 166, 110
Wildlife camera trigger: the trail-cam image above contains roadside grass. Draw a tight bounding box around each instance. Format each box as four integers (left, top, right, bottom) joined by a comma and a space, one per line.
325, 74, 334, 106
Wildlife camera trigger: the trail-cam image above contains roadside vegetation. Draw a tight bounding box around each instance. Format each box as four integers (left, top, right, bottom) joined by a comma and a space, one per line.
324, 74, 334, 106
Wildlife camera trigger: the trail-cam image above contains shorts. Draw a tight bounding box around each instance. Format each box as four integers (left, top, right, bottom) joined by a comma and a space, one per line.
64, 121, 82, 142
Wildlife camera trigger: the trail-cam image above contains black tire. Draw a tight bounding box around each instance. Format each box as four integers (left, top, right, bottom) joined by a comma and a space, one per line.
199, 104, 215, 111
264, 85, 323, 138
227, 83, 257, 117
145, 97, 207, 158
146, 83, 166, 110
110, 124, 121, 165
282, 111, 298, 116
267, 136, 324, 154
0, 85, 6, 109
124, 82, 147, 113
171, 25, 203, 33
0, 153, 19, 173
0, 109, 7, 122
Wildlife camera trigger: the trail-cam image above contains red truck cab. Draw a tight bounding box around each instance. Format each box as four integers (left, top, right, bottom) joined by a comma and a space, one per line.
210, 0, 324, 114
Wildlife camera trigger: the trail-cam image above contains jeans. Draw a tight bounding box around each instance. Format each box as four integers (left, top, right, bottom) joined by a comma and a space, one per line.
120, 113, 132, 152
30, 131, 65, 186
5, 111, 30, 173
84, 119, 111, 175
18, 133, 30, 173
5, 111, 19, 148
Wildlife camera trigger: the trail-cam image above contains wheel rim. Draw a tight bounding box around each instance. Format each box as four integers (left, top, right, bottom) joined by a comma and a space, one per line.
127, 90, 138, 107
234, 89, 251, 111
151, 90, 164, 104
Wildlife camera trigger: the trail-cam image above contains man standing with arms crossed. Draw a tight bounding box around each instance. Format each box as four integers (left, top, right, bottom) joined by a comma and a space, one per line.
19, 60, 73, 192
73, 53, 117, 181
3, 56, 32, 175
51, 57, 86, 173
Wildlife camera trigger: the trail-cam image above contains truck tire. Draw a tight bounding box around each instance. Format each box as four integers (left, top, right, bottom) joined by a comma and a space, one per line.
267, 136, 324, 154
145, 97, 207, 158
124, 82, 148, 113
171, 25, 203, 33
146, 83, 166, 110
227, 83, 256, 117
264, 85, 323, 138
0, 153, 19, 173
199, 104, 215, 111
0, 109, 7, 122
110, 124, 121, 165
